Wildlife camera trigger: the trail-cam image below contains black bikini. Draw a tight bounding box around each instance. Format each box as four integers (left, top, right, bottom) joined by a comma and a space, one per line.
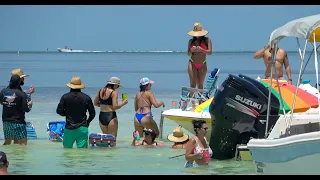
99, 89, 117, 126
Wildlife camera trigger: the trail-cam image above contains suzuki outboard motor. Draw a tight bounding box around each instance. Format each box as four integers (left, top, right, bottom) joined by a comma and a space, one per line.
209, 74, 280, 160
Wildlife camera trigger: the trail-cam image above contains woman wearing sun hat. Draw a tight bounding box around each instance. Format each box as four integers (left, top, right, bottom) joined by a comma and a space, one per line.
187, 22, 213, 110
167, 126, 189, 149
133, 77, 165, 138
94, 77, 128, 138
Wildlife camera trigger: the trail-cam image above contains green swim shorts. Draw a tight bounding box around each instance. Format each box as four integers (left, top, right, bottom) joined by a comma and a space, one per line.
63, 126, 89, 148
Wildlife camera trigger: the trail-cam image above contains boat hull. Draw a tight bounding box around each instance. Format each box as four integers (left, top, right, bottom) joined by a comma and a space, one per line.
162, 109, 212, 140
248, 131, 320, 174
57, 48, 84, 52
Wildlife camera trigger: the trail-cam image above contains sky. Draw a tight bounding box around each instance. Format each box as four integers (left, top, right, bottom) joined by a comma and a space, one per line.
0, 5, 319, 51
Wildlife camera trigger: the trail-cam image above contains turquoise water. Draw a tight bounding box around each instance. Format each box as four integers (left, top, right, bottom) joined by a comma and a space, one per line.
0, 51, 315, 174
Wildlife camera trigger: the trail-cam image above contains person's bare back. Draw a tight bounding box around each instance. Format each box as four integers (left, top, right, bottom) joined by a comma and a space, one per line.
253, 44, 293, 84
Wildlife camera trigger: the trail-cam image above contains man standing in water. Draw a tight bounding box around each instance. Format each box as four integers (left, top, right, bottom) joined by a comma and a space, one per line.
56, 76, 96, 148
0, 151, 11, 175
253, 44, 293, 85
0, 75, 32, 146
10, 68, 35, 144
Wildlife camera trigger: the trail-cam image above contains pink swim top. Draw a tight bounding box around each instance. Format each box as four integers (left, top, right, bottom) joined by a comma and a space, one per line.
189, 40, 208, 50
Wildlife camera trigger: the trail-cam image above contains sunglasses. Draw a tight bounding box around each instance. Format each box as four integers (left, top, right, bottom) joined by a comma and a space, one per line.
202, 127, 208, 131
143, 129, 154, 134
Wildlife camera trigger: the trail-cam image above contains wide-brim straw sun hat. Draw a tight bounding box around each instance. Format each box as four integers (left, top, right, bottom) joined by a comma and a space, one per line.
188, 22, 209, 37
167, 126, 189, 143
66, 76, 85, 89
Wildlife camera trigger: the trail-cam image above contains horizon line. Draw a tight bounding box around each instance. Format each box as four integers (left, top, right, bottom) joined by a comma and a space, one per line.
0, 50, 307, 54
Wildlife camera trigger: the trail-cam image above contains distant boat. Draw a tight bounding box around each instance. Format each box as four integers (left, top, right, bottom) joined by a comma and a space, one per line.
57, 46, 84, 53
57, 46, 105, 53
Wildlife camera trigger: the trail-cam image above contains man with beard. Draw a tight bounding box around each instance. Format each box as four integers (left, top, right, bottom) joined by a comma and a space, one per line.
10, 69, 35, 144
0, 75, 32, 145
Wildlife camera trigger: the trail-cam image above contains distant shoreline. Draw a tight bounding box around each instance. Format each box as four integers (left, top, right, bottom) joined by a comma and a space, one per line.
0, 50, 308, 54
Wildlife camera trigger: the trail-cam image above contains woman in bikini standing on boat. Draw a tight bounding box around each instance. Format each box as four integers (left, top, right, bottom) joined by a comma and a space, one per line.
187, 22, 213, 109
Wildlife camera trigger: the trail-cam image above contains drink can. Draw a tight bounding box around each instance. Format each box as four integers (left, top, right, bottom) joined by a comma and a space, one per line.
122, 93, 127, 101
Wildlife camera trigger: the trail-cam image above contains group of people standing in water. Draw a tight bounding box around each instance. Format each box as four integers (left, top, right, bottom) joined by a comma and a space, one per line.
0, 21, 293, 171
0, 22, 221, 170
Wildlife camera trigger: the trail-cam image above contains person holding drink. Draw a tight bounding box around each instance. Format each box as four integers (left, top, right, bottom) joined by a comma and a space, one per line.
94, 77, 128, 139
10, 69, 35, 144
184, 119, 212, 168
131, 129, 165, 147
133, 77, 165, 138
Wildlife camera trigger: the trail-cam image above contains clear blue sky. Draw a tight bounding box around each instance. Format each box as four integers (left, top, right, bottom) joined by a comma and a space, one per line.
0, 5, 319, 51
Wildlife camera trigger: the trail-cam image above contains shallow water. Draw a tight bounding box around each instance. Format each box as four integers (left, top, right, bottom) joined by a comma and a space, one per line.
1, 140, 255, 175
0, 52, 309, 174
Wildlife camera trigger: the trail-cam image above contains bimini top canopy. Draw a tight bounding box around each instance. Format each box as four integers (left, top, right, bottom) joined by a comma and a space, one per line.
269, 14, 320, 45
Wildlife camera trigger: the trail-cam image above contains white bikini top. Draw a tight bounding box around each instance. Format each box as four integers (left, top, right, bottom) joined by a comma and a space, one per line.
193, 137, 213, 156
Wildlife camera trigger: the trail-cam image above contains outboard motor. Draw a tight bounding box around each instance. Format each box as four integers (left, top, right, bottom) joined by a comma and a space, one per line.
209, 74, 280, 160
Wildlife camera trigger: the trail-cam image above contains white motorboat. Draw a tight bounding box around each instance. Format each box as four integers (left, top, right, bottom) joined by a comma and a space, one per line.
57, 46, 106, 53
58, 48, 84, 53
245, 14, 320, 174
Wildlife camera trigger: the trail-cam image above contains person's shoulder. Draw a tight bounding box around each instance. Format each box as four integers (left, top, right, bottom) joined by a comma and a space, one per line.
13, 88, 27, 96
146, 91, 154, 95
189, 137, 197, 144
61, 92, 70, 99
81, 92, 92, 99
0, 87, 8, 93
278, 48, 287, 54
145, 91, 155, 97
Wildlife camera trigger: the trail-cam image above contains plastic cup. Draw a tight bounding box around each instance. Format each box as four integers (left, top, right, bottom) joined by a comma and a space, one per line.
172, 101, 177, 109
203, 150, 211, 163
181, 100, 188, 110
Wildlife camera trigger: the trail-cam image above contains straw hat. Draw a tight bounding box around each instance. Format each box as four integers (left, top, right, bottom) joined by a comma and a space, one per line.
11, 68, 29, 78
107, 77, 123, 87
66, 76, 85, 89
188, 22, 209, 37
167, 126, 189, 143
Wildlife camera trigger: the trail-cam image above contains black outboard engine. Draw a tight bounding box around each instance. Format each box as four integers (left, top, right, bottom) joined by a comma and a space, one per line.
209, 74, 280, 160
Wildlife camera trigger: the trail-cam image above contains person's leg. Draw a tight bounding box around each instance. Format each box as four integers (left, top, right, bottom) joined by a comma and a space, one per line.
197, 65, 208, 103
13, 136, 18, 144
3, 122, 13, 145
197, 65, 207, 90
188, 61, 198, 109
99, 112, 110, 134
63, 129, 75, 148
134, 114, 145, 137
14, 123, 28, 146
107, 118, 118, 138
75, 127, 89, 148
